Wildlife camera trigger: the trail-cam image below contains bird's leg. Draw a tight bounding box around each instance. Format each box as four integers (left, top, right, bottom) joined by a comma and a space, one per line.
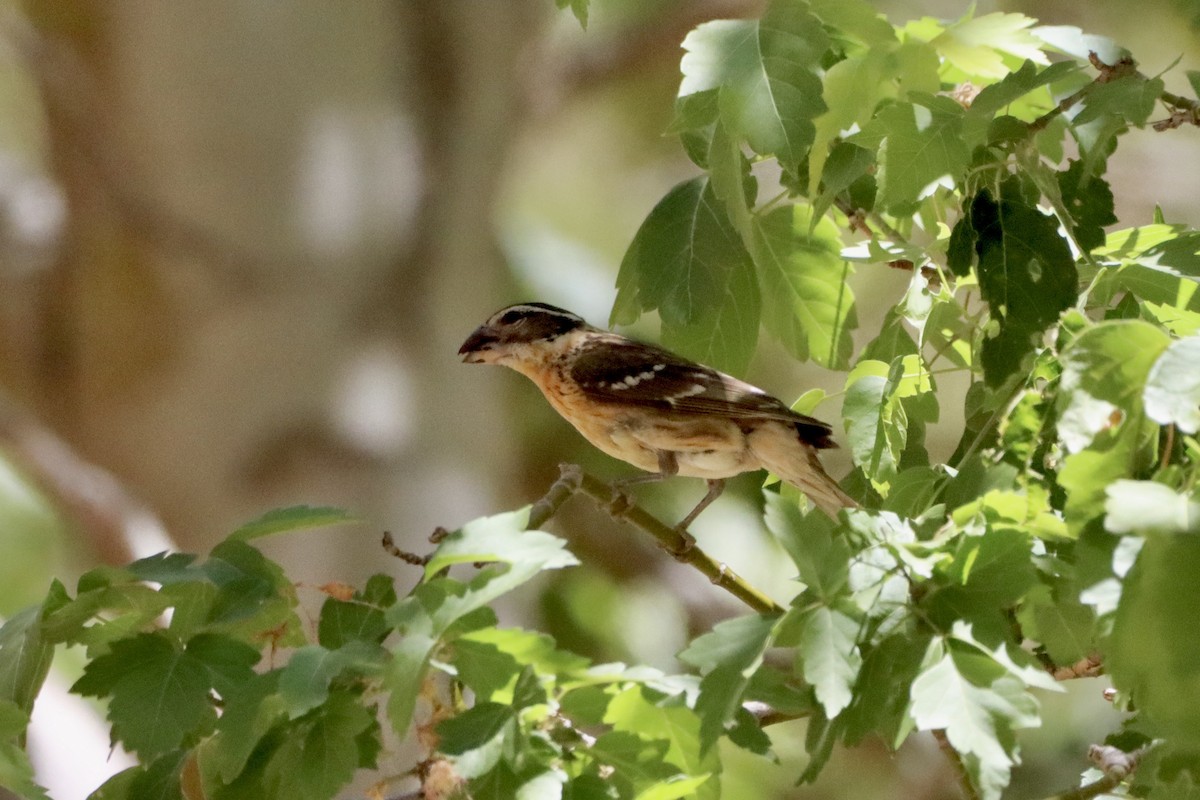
672, 479, 726, 553
609, 452, 698, 554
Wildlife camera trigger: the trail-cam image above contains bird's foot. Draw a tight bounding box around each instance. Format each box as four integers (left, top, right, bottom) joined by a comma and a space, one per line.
668, 526, 696, 558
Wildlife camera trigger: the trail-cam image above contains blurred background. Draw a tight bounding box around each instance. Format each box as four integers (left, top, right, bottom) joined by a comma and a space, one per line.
0, 0, 1196, 797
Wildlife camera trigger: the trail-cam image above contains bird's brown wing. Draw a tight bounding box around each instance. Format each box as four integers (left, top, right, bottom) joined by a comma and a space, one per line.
569, 338, 836, 449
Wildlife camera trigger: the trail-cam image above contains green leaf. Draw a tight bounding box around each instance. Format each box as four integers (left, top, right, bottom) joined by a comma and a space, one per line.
0, 701, 49, 800
812, 141, 876, 222
679, 1, 830, 171
1109, 534, 1200, 746
968, 59, 1080, 117
843, 360, 896, 485
200, 672, 286, 784
925, 527, 1038, 642
612, 177, 760, 373
1058, 426, 1141, 530
278, 642, 386, 718
72, 631, 259, 759
1056, 159, 1118, 252
1075, 74, 1165, 127
202, 539, 303, 643
384, 631, 437, 737
909, 643, 1037, 800
425, 508, 578, 578
1144, 336, 1200, 434
1104, 480, 1200, 535
554, 0, 588, 29
590, 732, 680, 797
843, 631, 929, 746
965, 179, 1079, 386
853, 95, 969, 214
228, 505, 359, 542
1015, 582, 1093, 666
1057, 320, 1170, 453
751, 204, 857, 369
680, 614, 778, 752
930, 11, 1048, 79
605, 687, 718, 800
436, 703, 515, 755
762, 491, 849, 598
263, 689, 375, 800
0, 605, 53, 716
634, 774, 713, 800
795, 606, 862, 718
317, 574, 395, 649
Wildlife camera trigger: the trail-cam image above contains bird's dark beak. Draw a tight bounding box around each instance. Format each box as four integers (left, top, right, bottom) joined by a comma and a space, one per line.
459, 326, 499, 363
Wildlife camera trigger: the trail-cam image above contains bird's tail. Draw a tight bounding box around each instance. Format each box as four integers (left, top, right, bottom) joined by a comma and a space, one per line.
748, 423, 857, 517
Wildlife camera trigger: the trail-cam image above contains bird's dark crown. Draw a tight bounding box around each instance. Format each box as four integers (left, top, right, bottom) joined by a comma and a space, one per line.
460, 302, 588, 355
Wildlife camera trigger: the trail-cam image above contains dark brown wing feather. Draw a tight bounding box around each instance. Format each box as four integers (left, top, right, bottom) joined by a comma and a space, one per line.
569, 338, 836, 449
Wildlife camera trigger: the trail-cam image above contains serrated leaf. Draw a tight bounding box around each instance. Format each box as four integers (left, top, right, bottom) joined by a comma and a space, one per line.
1075, 74, 1165, 127
966, 180, 1079, 386
263, 689, 375, 800
0, 606, 53, 716
909, 642, 1039, 800
1144, 336, 1200, 433
931, 11, 1048, 79
591, 731, 679, 797
613, 177, 760, 373
796, 607, 862, 718
425, 508, 577, 578
1056, 159, 1118, 252
200, 672, 286, 784
680, 3, 830, 171
843, 631, 930, 746
0, 700, 49, 800
1057, 320, 1170, 453
1015, 584, 1093, 666
278, 642, 386, 718
72, 631, 258, 759
854, 96, 970, 213
968, 59, 1080, 117
762, 491, 848, 597
317, 575, 395, 649
384, 631, 436, 737
437, 702, 515, 755
1032, 25, 1127, 64
605, 687, 718, 800
681, 615, 778, 753
842, 360, 899, 486
752, 204, 856, 369
228, 505, 359, 542
635, 774, 713, 800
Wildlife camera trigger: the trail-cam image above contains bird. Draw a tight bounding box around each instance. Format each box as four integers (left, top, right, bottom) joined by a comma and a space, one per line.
458, 302, 856, 537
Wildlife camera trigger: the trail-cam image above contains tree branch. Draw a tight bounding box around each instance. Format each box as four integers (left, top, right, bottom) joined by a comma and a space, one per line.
532, 464, 785, 615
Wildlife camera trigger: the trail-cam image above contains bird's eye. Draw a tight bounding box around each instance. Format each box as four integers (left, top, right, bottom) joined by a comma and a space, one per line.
499, 310, 524, 325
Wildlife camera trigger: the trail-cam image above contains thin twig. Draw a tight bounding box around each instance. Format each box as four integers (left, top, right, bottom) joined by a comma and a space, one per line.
1041, 745, 1150, 800
1050, 654, 1104, 681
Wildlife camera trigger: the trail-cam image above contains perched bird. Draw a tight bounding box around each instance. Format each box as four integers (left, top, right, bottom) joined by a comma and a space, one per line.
459, 302, 855, 533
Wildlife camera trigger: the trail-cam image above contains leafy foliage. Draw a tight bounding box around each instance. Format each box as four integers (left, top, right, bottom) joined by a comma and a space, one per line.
4, 1, 1200, 798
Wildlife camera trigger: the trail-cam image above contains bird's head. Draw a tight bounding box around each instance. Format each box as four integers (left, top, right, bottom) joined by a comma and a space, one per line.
459, 303, 591, 367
